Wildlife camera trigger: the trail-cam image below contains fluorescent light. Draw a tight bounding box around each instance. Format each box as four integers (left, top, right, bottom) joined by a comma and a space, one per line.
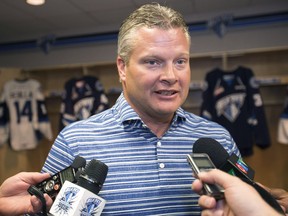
26, 0, 45, 6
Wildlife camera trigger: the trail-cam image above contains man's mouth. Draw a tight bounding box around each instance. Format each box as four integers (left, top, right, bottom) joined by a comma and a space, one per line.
156, 90, 177, 96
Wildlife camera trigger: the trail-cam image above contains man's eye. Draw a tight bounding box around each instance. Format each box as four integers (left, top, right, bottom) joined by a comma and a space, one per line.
176, 59, 186, 65
146, 60, 157, 65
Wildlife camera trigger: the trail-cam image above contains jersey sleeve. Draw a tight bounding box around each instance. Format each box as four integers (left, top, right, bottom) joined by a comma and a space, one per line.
200, 70, 218, 121
277, 88, 288, 144
34, 82, 53, 141
245, 69, 271, 148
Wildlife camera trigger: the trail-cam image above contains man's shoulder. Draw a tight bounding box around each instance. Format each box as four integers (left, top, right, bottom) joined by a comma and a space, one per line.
184, 111, 219, 125
183, 111, 229, 132
62, 108, 114, 130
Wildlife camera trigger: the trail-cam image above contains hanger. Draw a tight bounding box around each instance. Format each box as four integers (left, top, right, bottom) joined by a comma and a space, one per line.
82, 66, 89, 76
16, 70, 30, 81
222, 52, 228, 71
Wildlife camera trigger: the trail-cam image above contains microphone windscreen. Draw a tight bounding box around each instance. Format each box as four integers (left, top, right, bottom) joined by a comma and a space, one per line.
78, 159, 108, 194
193, 138, 229, 168
85, 159, 108, 185
71, 155, 86, 169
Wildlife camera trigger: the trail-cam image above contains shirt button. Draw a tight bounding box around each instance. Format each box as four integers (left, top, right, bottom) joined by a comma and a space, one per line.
159, 163, 165, 169
157, 141, 161, 147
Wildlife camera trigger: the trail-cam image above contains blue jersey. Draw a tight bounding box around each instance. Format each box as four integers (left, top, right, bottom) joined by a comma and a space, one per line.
200, 66, 271, 156
59, 75, 109, 130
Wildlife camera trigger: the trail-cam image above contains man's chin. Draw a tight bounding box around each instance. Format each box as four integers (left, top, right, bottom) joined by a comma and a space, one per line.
154, 108, 178, 118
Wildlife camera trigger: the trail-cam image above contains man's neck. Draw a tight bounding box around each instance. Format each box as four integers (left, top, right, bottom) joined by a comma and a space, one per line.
141, 116, 173, 138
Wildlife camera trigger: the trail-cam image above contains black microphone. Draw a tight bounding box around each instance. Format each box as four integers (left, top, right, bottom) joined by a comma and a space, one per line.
77, 159, 108, 194
49, 159, 109, 216
193, 137, 285, 215
193, 137, 255, 182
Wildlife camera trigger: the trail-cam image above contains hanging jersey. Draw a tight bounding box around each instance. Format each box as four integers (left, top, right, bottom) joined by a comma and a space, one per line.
0, 79, 53, 151
59, 76, 109, 130
200, 66, 271, 156
277, 87, 288, 144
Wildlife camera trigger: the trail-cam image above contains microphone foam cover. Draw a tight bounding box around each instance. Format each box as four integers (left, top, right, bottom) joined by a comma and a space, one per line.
78, 159, 108, 194
193, 137, 229, 168
84, 159, 108, 186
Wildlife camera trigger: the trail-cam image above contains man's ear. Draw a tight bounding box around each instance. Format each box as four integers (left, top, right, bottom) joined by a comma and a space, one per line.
117, 56, 126, 83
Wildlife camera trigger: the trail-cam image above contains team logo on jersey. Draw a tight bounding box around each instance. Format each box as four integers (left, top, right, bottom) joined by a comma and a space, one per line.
95, 80, 104, 91
216, 93, 246, 122
80, 197, 103, 216
74, 97, 94, 119
54, 186, 80, 215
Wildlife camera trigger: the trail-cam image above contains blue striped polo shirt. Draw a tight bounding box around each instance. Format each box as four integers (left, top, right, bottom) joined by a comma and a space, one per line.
42, 93, 240, 215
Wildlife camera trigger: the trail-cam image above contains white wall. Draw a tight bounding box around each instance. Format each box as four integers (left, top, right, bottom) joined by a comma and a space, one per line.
0, 24, 287, 69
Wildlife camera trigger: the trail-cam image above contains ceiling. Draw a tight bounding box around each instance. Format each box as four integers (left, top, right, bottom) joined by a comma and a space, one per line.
0, 0, 288, 45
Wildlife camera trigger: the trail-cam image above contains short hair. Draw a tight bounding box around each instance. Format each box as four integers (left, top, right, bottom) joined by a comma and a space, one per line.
118, 3, 191, 64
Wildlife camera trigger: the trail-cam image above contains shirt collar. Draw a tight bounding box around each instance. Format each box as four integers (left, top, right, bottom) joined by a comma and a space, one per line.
113, 92, 186, 126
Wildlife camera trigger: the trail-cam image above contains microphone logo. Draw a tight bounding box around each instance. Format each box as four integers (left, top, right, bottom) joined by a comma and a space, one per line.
80, 198, 103, 215
235, 158, 249, 174
51, 181, 106, 215
54, 186, 80, 214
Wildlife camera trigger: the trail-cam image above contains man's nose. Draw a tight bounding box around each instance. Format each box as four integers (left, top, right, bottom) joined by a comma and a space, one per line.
161, 63, 177, 83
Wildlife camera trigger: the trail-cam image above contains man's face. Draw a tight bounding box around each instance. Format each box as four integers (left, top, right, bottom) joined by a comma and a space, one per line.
117, 27, 191, 121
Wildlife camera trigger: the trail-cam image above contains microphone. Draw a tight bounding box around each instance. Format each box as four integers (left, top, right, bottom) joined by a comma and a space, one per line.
49, 159, 108, 216
193, 137, 255, 182
193, 137, 285, 215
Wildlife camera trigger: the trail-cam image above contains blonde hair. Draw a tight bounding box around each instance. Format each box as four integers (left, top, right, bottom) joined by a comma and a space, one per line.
117, 3, 190, 64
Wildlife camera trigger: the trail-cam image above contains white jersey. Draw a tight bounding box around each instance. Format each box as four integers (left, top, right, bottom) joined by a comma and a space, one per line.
278, 88, 288, 145
0, 79, 53, 151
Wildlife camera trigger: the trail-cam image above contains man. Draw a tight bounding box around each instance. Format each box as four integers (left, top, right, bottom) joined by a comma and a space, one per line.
0, 172, 52, 215
192, 169, 284, 216
41, 3, 240, 215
